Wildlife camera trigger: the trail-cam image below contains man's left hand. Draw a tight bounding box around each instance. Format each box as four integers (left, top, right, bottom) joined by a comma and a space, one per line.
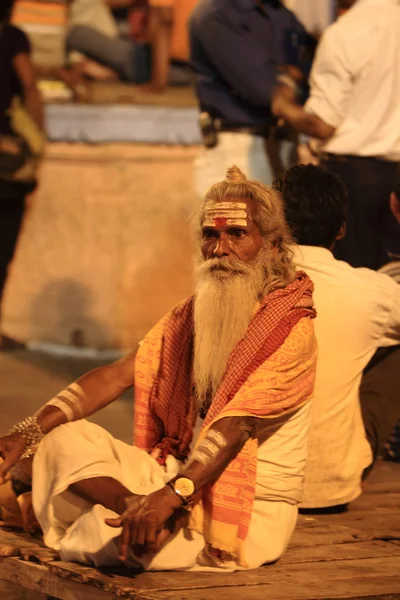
271, 83, 297, 118
105, 486, 183, 560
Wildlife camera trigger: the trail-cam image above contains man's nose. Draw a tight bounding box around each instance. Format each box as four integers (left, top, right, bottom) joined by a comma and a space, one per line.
213, 233, 230, 257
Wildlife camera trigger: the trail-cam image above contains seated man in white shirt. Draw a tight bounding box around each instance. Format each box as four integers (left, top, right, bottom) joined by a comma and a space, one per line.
273, 164, 400, 510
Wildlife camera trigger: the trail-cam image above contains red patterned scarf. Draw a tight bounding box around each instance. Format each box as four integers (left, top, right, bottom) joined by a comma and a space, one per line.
134, 271, 316, 564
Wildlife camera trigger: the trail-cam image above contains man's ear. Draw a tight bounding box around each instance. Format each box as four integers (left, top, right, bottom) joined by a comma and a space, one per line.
336, 223, 346, 241
390, 192, 400, 225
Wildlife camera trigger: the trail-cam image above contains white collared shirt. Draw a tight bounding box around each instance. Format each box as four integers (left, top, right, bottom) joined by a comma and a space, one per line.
305, 0, 400, 160
293, 246, 400, 507
283, 0, 334, 35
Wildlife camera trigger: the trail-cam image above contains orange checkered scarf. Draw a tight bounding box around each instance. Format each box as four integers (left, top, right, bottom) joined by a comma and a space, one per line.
134, 271, 316, 564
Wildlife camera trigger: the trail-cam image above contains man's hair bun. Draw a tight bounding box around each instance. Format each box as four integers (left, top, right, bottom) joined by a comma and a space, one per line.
225, 165, 248, 184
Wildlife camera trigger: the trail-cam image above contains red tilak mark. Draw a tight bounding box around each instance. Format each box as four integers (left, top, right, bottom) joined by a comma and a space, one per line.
213, 217, 227, 227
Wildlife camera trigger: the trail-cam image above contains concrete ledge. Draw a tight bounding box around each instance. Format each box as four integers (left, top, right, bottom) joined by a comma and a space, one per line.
45, 104, 201, 145
2, 143, 200, 350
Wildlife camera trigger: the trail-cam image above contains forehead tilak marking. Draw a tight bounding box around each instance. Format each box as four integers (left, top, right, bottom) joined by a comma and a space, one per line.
203, 200, 249, 227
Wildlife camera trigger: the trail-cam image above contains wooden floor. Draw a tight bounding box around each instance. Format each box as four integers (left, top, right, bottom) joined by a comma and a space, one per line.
1, 460, 400, 600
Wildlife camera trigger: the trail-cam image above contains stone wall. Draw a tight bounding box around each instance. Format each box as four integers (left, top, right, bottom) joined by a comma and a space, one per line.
2, 143, 200, 350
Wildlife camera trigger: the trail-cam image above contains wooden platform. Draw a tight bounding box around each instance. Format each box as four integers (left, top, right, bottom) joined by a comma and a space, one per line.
1, 461, 400, 600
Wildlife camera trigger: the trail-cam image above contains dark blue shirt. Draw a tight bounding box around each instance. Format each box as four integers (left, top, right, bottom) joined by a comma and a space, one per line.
189, 0, 309, 127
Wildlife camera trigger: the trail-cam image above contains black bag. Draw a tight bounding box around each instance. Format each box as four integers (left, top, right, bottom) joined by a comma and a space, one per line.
0, 134, 38, 195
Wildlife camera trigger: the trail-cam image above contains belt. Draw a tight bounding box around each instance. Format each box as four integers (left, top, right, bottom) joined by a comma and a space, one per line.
320, 152, 393, 164
217, 122, 271, 138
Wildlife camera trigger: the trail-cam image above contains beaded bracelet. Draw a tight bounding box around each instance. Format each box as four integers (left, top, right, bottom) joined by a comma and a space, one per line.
9, 416, 45, 459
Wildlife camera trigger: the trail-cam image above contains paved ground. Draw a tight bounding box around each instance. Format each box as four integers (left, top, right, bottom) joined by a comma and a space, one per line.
0, 347, 131, 599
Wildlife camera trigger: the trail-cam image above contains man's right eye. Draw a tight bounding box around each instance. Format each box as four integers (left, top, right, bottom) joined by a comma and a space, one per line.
202, 229, 218, 239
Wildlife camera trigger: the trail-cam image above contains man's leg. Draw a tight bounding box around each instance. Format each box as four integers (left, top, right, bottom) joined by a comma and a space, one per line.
360, 346, 400, 464
194, 133, 274, 198
321, 156, 396, 270
69, 476, 132, 515
0, 196, 25, 310
67, 25, 151, 83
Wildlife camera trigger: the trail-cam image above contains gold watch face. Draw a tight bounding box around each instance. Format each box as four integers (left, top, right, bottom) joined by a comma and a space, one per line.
174, 477, 195, 498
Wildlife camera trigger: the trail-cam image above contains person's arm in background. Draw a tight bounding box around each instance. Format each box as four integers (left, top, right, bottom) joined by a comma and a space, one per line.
390, 191, 400, 225
0, 352, 137, 482
272, 26, 352, 140
147, 2, 173, 92
13, 52, 44, 131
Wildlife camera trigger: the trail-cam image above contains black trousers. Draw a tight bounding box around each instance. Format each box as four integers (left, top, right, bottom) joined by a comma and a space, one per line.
361, 346, 400, 465
0, 196, 25, 308
320, 155, 399, 270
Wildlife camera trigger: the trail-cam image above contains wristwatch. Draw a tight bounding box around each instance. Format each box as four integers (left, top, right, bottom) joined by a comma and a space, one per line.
167, 476, 195, 505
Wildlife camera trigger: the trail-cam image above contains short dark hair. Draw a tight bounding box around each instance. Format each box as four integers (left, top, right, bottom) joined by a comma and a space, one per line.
273, 164, 348, 248
394, 165, 400, 199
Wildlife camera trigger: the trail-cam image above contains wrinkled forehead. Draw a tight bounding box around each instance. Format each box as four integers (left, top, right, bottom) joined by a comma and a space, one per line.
202, 197, 254, 228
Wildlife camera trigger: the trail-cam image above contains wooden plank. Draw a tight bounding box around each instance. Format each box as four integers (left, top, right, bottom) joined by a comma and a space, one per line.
362, 463, 400, 494
2, 556, 400, 600
146, 558, 400, 600
290, 521, 370, 547
0, 527, 43, 557
349, 492, 400, 511
298, 511, 400, 541
281, 540, 400, 565
0, 558, 121, 600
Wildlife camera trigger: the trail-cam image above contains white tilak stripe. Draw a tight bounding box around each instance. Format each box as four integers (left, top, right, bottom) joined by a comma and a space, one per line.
191, 449, 212, 466
207, 430, 228, 448
46, 398, 75, 422
201, 439, 220, 457
204, 202, 247, 211
203, 218, 248, 227
205, 210, 248, 219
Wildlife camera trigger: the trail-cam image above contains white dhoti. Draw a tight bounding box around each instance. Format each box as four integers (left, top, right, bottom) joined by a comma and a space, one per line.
32, 418, 304, 571
194, 132, 296, 198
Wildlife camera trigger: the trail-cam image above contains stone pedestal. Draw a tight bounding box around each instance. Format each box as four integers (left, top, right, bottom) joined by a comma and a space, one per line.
2, 143, 200, 350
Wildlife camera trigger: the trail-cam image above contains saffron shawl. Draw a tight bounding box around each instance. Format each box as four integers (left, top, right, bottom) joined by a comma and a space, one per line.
134, 271, 316, 565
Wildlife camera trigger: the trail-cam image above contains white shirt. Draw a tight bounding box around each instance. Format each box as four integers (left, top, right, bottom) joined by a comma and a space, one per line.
293, 246, 400, 508
283, 0, 334, 35
305, 0, 400, 160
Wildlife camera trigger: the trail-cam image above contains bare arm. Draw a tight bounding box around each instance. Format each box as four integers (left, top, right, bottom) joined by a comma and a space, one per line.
0, 351, 136, 481
272, 84, 335, 140
180, 416, 256, 490
12, 52, 44, 131
147, 6, 172, 92
390, 193, 400, 225
36, 351, 136, 433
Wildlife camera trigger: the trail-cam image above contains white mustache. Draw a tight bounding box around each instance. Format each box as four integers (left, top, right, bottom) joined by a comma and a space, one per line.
197, 257, 252, 276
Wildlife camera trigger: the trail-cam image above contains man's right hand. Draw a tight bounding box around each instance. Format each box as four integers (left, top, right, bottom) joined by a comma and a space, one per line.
0, 434, 27, 484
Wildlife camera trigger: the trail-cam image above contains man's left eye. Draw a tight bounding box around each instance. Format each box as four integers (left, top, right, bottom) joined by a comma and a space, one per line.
230, 229, 246, 238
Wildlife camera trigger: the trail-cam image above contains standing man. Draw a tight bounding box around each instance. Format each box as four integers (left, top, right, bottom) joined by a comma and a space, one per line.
189, 0, 314, 197
272, 0, 400, 270
0, 2, 44, 344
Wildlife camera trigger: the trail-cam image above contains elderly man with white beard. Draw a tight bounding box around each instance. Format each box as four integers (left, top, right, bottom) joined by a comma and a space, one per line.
0, 166, 317, 571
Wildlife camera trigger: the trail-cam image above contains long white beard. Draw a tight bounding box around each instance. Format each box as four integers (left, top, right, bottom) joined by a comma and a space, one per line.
193, 255, 265, 412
